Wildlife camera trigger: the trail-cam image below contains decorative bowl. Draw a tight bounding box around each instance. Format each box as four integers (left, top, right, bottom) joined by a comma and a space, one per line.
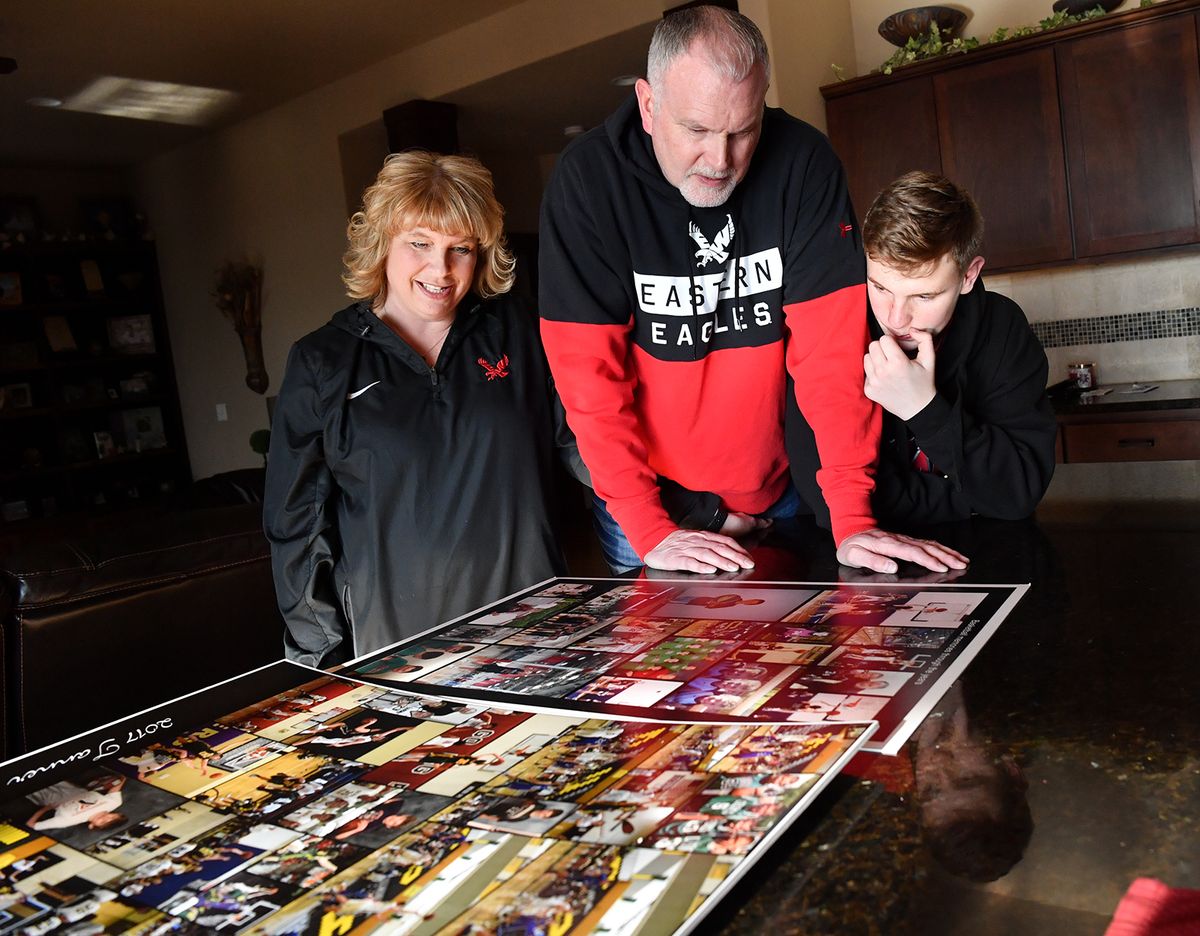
1051, 0, 1122, 14
878, 6, 969, 46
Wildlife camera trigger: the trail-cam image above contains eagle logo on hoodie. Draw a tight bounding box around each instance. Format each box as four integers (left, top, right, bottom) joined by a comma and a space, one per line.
688, 214, 735, 268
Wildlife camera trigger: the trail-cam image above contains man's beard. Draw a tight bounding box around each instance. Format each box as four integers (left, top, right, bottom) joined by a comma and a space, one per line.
679, 169, 736, 208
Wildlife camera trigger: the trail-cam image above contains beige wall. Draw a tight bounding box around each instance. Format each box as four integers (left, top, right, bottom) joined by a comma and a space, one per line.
744, 0, 856, 131
138, 0, 667, 479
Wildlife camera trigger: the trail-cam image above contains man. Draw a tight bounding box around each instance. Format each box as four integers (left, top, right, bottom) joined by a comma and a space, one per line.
539, 5, 963, 576
787, 171, 1056, 526
913, 681, 1032, 882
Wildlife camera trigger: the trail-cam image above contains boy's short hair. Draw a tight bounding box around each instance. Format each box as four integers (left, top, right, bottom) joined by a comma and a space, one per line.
862, 171, 984, 274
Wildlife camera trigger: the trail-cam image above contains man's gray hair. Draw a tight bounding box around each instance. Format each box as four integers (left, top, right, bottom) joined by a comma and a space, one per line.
646, 5, 770, 88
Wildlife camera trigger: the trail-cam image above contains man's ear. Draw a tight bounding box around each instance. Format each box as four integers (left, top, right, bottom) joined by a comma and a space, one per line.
635, 78, 654, 135
960, 255, 985, 294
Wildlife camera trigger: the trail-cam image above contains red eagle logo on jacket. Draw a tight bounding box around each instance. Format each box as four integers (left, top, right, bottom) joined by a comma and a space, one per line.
477, 354, 510, 380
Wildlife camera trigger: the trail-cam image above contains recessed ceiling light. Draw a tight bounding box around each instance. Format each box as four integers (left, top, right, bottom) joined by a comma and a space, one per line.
611, 74, 640, 86
563, 125, 585, 136
27, 96, 63, 108
59, 76, 236, 126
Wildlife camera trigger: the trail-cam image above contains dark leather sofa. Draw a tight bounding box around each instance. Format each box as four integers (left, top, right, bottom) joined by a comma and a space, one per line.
0, 470, 284, 758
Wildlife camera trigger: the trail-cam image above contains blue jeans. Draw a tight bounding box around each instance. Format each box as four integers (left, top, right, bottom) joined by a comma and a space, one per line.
590, 481, 803, 575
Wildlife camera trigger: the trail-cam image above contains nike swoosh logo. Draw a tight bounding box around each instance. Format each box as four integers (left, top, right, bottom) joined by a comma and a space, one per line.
346, 380, 381, 400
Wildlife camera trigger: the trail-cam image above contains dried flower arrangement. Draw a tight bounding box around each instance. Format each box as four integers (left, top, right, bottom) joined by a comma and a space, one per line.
213, 260, 268, 394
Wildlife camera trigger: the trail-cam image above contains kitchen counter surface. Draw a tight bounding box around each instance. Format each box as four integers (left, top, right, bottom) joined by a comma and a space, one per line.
1051, 377, 1200, 416
695, 510, 1200, 935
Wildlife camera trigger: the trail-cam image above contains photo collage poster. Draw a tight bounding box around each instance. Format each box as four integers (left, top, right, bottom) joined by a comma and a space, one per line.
347, 578, 1029, 755
0, 660, 873, 935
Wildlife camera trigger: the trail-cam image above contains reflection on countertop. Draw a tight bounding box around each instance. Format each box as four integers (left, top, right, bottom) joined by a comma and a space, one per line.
702, 512, 1200, 935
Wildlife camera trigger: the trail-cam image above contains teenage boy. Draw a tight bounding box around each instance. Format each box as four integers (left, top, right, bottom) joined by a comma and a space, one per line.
787, 171, 1056, 526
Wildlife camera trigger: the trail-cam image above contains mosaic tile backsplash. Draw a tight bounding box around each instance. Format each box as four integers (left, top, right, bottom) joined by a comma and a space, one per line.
1032, 307, 1200, 349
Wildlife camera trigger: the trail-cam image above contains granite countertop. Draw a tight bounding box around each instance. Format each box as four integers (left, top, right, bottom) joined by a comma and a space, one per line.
704, 513, 1200, 935
1050, 377, 1200, 416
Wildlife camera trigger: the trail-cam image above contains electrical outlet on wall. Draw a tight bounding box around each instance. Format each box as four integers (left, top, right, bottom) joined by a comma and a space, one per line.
215, 403, 228, 422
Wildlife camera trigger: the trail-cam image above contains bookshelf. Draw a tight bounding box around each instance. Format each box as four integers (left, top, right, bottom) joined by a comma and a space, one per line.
0, 241, 191, 531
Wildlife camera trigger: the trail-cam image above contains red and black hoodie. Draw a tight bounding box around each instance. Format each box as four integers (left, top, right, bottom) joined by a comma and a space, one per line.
539, 93, 880, 557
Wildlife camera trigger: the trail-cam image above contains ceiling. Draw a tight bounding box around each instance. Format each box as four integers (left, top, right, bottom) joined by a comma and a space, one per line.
447, 23, 656, 156
0, 0, 537, 168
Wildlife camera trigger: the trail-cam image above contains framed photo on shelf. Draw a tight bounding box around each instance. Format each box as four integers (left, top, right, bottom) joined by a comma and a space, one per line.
93, 430, 116, 459
43, 315, 78, 353
42, 271, 73, 302
1, 500, 30, 523
106, 314, 156, 355
0, 271, 21, 306
117, 374, 149, 400
0, 382, 33, 410
118, 372, 155, 400
119, 406, 166, 452
58, 426, 91, 463
0, 196, 40, 240
79, 259, 105, 294
111, 269, 146, 296
79, 196, 137, 241
59, 382, 85, 405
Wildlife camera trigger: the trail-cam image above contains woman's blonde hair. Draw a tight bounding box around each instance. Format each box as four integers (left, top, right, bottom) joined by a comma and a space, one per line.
343, 151, 515, 302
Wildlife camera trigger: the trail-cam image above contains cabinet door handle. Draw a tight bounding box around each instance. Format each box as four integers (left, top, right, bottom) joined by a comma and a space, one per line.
1117, 437, 1155, 448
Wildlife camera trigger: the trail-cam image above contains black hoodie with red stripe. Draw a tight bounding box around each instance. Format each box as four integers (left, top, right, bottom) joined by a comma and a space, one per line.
538, 94, 879, 557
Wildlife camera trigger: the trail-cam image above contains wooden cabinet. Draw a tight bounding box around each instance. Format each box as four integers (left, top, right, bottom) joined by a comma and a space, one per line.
934, 48, 1073, 268
821, 0, 1200, 272
1060, 414, 1200, 462
1057, 13, 1200, 256
825, 76, 941, 221
0, 244, 191, 531
1053, 380, 1200, 463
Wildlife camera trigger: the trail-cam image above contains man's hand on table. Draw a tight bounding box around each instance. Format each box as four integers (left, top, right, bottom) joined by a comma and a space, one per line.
836, 528, 969, 575
838, 565, 968, 586
644, 529, 756, 574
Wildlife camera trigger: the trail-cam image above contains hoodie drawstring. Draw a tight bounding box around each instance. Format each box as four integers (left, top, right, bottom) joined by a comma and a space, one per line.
687, 207, 699, 362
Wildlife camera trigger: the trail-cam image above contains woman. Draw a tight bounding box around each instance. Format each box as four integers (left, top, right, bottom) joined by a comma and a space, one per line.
265, 152, 584, 667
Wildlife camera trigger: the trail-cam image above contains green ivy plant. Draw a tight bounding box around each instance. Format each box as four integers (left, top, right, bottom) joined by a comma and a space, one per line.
880, 22, 980, 75
874, 2, 1141, 76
